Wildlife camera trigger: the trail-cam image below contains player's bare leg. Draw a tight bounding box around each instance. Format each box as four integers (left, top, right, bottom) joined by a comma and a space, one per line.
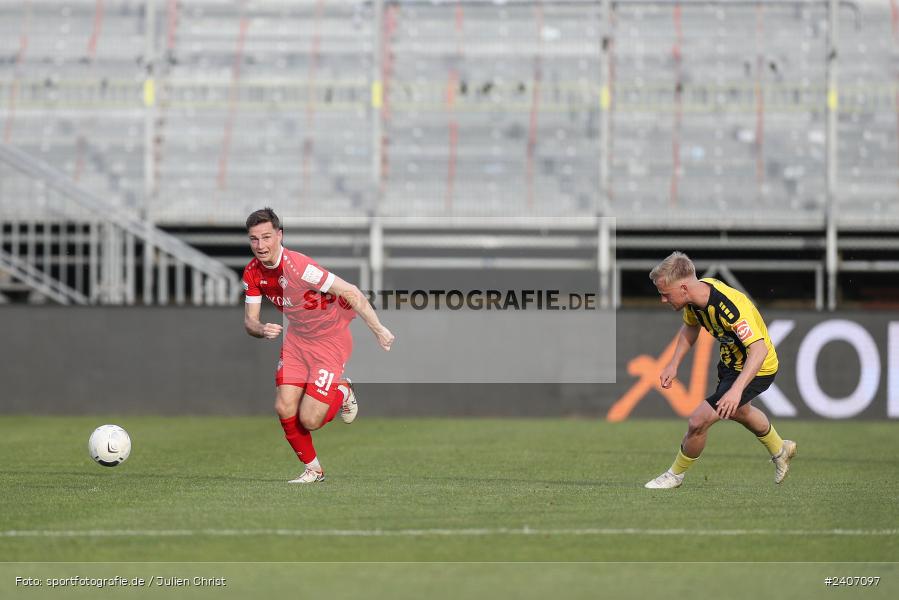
732, 403, 796, 483
730, 403, 769, 436
681, 400, 720, 458
298, 395, 330, 431
646, 401, 719, 489
275, 384, 303, 421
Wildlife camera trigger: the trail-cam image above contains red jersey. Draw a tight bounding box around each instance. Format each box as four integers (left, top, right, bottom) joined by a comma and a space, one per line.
243, 247, 354, 337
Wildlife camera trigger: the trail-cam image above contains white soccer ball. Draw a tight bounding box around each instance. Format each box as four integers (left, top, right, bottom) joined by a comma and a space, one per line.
88, 424, 132, 467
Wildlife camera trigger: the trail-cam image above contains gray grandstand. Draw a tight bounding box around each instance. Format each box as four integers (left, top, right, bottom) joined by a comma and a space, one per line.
1, 0, 897, 309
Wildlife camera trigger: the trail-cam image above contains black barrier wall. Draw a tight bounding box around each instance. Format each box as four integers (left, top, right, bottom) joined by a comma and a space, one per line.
1, 306, 896, 419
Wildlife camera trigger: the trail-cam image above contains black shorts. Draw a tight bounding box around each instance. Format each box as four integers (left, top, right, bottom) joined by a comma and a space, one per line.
705, 363, 776, 409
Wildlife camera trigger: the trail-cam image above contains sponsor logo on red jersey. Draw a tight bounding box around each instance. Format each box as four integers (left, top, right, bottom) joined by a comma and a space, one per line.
301, 264, 324, 286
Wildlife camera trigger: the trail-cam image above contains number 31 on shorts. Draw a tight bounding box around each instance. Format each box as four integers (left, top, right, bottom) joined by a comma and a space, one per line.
314, 369, 335, 391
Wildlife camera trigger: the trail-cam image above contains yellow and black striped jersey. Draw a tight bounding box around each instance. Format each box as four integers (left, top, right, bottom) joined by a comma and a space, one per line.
682, 278, 778, 375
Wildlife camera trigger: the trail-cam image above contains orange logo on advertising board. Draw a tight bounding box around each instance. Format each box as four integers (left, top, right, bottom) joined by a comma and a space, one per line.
606, 330, 715, 421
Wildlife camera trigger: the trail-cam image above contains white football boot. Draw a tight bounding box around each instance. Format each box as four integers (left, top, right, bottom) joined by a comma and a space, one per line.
772, 439, 797, 484
339, 378, 358, 424
644, 469, 685, 489
288, 467, 325, 484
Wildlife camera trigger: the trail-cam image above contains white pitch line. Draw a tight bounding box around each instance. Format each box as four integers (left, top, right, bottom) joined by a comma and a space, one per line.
2, 528, 898, 538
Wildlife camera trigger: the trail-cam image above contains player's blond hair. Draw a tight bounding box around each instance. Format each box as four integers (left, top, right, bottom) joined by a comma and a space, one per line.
649, 251, 696, 287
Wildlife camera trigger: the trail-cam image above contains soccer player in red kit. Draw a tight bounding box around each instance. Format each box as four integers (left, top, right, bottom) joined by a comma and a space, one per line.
242, 208, 395, 483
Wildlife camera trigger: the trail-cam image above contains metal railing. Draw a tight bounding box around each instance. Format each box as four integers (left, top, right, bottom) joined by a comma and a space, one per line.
0, 144, 240, 305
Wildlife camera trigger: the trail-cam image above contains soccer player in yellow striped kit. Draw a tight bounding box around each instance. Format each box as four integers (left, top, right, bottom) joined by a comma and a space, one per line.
645, 251, 797, 489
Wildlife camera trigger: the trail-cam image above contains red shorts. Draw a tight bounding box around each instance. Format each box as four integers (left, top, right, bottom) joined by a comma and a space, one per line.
276, 326, 353, 405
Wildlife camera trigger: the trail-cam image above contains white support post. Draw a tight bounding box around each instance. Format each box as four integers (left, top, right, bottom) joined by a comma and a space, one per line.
89, 222, 99, 303
204, 276, 215, 306
216, 278, 226, 305
42, 219, 51, 280
125, 230, 136, 305
144, 223, 154, 305
27, 220, 35, 267
370, 218, 384, 294
598, 218, 611, 309
175, 260, 185, 305
370, 0, 385, 294
38, 220, 53, 300
371, 0, 385, 209
192, 270, 202, 305
75, 222, 84, 295
10, 221, 19, 261
58, 222, 66, 289
359, 260, 371, 296
143, 0, 157, 306
814, 263, 824, 311
101, 224, 113, 303
597, 2, 615, 309
118, 228, 126, 304
157, 251, 168, 305
824, 0, 839, 311
598, 0, 613, 217
110, 226, 122, 304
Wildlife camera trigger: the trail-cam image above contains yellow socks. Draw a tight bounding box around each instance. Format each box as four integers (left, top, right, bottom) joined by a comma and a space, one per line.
757, 425, 785, 457
665, 426, 783, 477
670, 447, 698, 475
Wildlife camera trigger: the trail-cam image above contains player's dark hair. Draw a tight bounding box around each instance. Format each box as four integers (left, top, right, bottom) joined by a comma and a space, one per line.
246, 207, 281, 232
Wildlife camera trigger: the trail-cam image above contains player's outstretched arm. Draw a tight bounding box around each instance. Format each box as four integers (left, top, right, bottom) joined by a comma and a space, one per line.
328, 276, 395, 351
244, 300, 282, 339
660, 324, 700, 388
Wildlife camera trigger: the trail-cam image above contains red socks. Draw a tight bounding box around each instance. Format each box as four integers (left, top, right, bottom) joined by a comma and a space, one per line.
279, 386, 348, 461
322, 381, 351, 425
323, 398, 341, 425
278, 416, 316, 463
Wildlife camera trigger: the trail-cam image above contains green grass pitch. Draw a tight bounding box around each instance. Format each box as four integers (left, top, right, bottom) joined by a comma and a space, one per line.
1, 416, 897, 598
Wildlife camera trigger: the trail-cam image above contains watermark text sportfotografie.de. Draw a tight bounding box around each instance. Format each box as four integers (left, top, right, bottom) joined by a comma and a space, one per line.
275, 289, 599, 312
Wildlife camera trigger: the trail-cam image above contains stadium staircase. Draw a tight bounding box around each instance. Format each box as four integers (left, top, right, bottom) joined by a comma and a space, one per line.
0, 143, 240, 305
